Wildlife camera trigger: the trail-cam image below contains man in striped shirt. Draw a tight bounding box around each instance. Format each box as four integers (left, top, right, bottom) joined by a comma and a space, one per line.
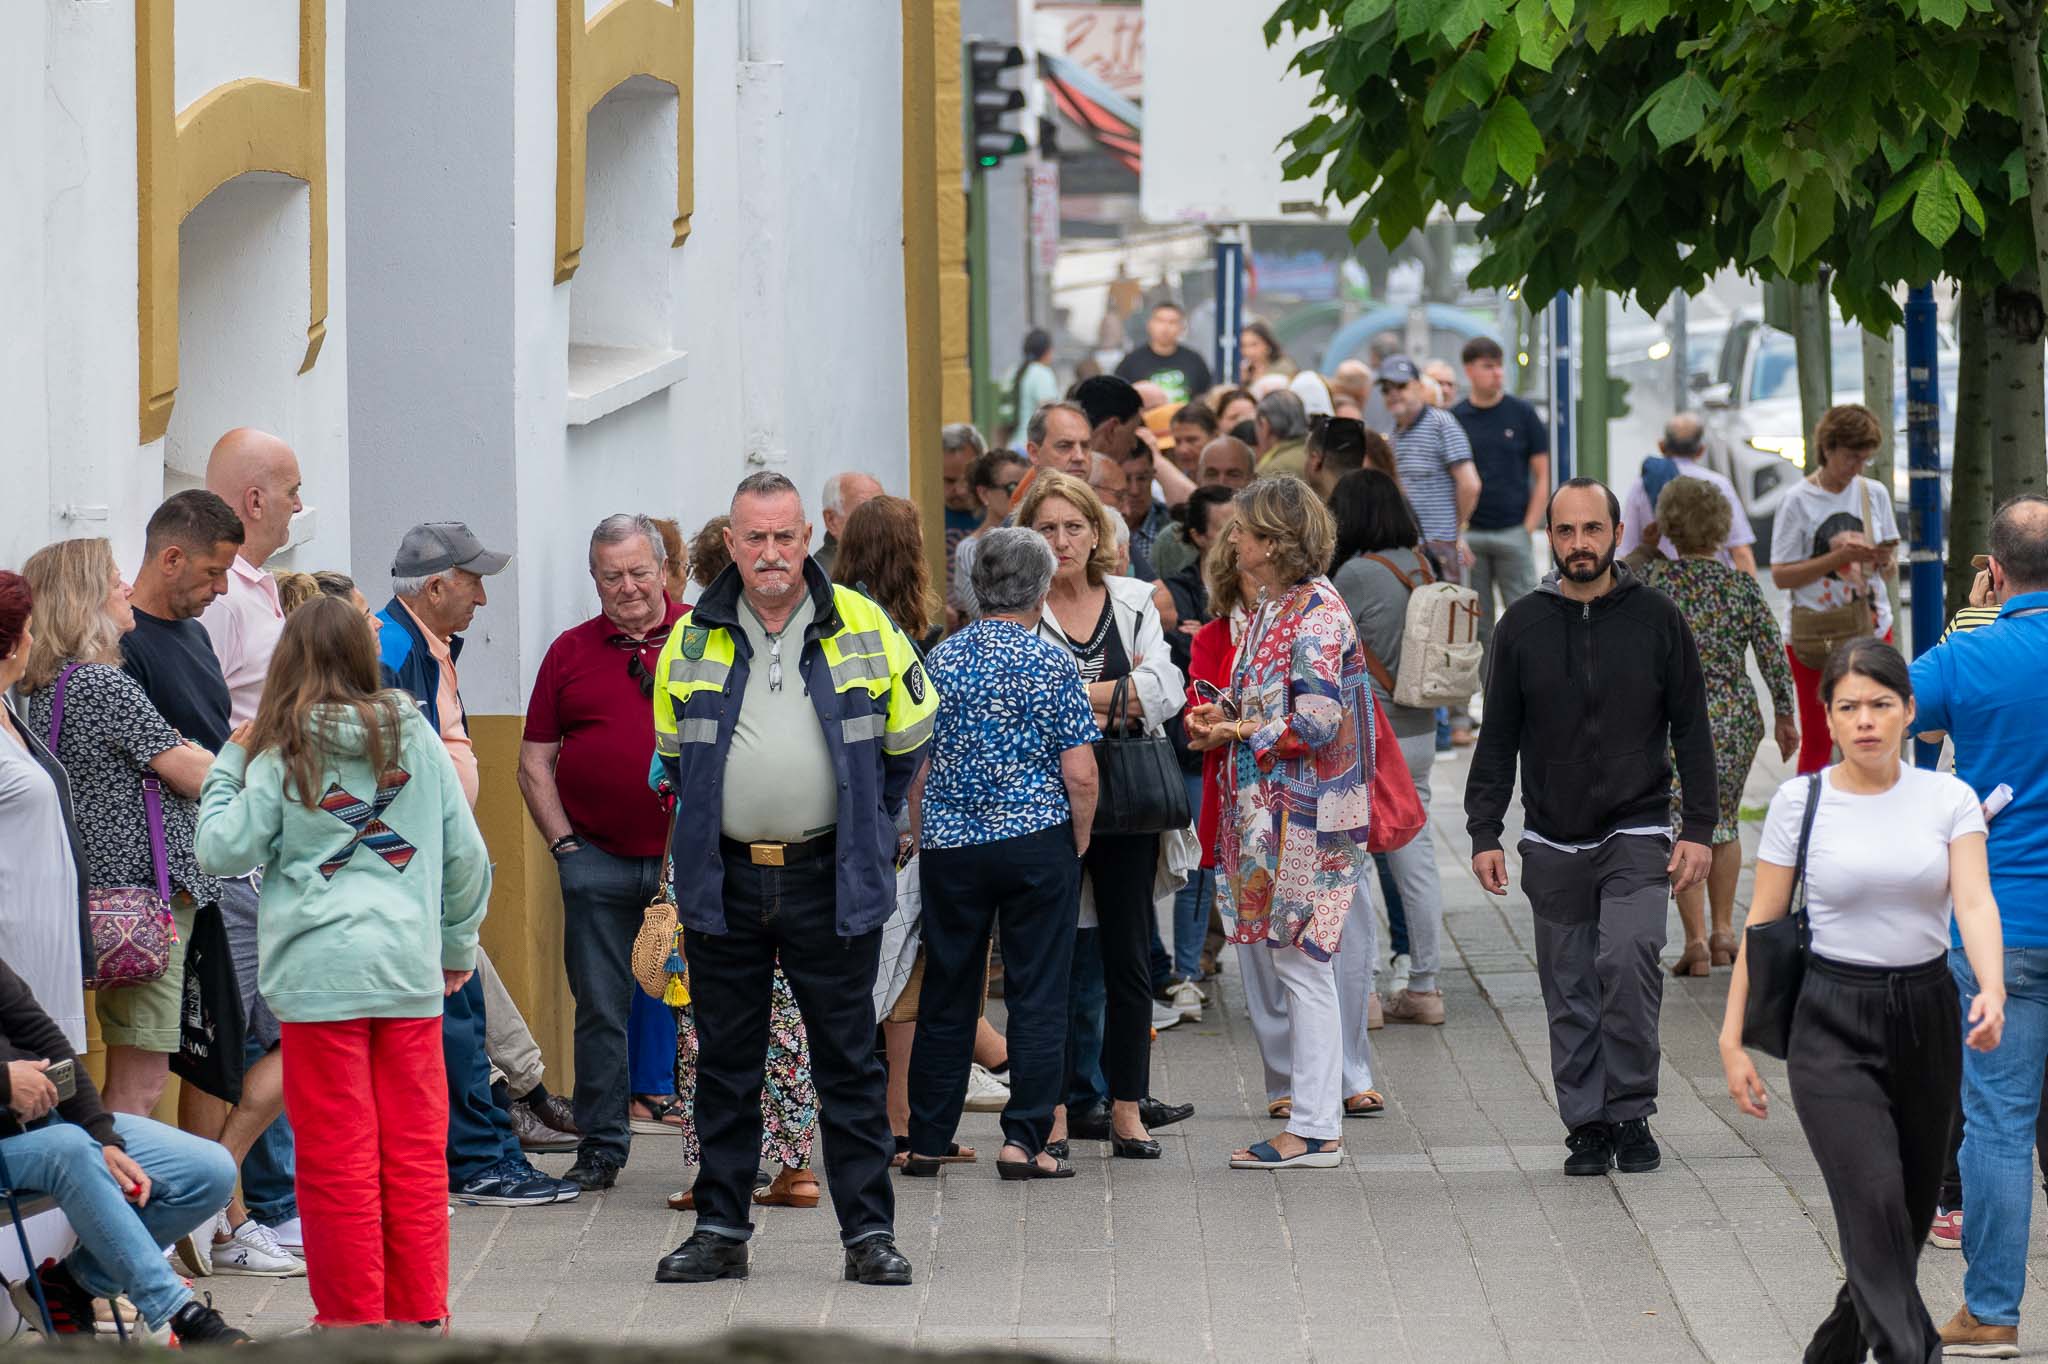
1382, 356, 1479, 584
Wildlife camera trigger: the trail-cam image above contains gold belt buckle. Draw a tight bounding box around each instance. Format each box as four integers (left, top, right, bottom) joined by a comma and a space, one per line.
749, 841, 786, 867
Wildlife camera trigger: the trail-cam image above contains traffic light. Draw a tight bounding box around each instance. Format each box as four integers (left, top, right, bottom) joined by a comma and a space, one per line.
966, 40, 1027, 169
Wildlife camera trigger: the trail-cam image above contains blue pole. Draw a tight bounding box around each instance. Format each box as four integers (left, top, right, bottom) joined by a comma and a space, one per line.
1905, 282, 1944, 769
1214, 231, 1245, 390
1551, 291, 1573, 484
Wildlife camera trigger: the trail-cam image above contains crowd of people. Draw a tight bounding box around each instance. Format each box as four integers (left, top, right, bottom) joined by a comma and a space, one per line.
2, 310, 2046, 1356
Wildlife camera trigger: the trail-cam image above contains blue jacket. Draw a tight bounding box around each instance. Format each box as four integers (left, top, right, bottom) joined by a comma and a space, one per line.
652, 560, 937, 938
375, 597, 465, 734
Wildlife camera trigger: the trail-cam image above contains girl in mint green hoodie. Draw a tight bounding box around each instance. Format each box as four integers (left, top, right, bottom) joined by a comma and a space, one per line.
195, 595, 490, 1330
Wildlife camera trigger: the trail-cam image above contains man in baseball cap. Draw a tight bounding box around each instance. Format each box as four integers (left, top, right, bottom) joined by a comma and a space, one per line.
391, 521, 512, 582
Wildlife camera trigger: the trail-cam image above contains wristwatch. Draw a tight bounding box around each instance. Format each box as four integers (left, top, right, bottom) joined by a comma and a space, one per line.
550, 834, 583, 858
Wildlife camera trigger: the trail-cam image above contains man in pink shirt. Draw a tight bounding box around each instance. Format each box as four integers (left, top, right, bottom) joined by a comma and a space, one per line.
200, 428, 303, 726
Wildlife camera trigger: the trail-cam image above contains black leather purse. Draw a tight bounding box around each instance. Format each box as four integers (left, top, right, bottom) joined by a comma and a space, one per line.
1091, 674, 1193, 837
1740, 772, 1823, 1060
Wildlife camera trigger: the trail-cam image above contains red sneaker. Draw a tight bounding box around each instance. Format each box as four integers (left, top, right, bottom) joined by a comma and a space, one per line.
1930, 1207, 1963, 1250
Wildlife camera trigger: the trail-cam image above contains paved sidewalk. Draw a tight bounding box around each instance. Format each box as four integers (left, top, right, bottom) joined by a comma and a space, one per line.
207, 744, 2044, 1360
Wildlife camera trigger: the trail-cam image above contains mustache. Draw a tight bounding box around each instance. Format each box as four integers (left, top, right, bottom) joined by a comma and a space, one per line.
751, 557, 791, 572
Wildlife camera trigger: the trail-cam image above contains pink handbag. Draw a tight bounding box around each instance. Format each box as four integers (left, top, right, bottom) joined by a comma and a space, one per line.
47, 664, 180, 989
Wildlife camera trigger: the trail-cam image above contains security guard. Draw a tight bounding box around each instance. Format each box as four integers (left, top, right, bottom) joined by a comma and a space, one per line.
651, 472, 937, 1288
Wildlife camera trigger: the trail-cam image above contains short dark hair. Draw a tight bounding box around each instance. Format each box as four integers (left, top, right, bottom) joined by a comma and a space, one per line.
1151, 300, 1184, 317
1027, 400, 1088, 448
1330, 469, 1421, 565
1820, 637, 1914, 707
969, 448, 1029, 492
1308, 415, 1370, 474
1173, 400, 1218, 436
1459, 335, 1504, 365
1990, 493, 2048, 590
1546, 476, 1622, 528
145, 489, 245, 559
1074, 375, 1143, 427
1230, 419, 1258, 445
1177, 484, 1237, 540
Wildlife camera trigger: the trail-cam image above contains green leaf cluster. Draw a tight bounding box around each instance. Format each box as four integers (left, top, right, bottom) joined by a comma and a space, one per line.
1267, 0, 2037, 328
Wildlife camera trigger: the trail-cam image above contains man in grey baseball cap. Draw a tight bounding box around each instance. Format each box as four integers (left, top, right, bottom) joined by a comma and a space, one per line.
391, 521, 512, 581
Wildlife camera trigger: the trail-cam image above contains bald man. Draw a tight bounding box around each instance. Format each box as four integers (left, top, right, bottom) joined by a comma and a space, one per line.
817, 471, 883, 576
199, 428, 303, 725
1148, 437, 1258, 580
1618, 413, 1755, 574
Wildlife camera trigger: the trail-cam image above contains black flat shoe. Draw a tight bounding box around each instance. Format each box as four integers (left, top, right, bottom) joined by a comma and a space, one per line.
901, 1155, 943, 1178
656, 1231, 750, 1283
1043, 1140, 1069, 1160
997, 1157, 1076, 1181
1110, 1135, 1161, 1159
1140, 1097, 1194, 1129
1067, 1102, 1112, 1141
844, 1235, 914, 1286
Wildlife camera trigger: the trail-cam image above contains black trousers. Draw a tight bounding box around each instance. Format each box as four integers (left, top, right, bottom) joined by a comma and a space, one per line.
911, 823, 1079, 1158
1787, 953, 1958, 1364
1084, 831, 1159, 1105
683, 849, 892, 1246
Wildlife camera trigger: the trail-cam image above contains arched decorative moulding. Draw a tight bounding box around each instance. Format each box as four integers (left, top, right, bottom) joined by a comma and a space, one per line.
555, 0, 694, 285
135, 0, 328, 446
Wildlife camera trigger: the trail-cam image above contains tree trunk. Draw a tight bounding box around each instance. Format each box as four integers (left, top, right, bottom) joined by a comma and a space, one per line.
1949, 285, 1994, 616
1794, 280, 1833, 473
1988, 263, 2048, 510
1864, 327, 1901, 630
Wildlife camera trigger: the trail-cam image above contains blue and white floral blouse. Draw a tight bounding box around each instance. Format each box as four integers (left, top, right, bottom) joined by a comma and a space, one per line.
920, 619, 1101, 849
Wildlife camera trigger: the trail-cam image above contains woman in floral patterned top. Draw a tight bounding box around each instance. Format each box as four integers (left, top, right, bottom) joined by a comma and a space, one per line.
1640, 476, 1798, 975
1187, 477, 1373, 1171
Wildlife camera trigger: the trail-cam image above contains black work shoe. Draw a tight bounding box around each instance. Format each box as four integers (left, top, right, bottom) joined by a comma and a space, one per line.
1612, 1118, 1661, 1174
1067, 1101, 1112, 1142
565, 1155, 621, 1191
656, 1231, 750, 1283
1139, 1096, 1195, 1129
844, 1235, 913, 1286
170, 1295, 251, 1345
1564, 1121, 1614, 1176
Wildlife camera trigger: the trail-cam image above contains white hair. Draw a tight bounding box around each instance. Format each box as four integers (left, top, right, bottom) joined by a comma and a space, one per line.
588, 513, 666, 573
1102, 504, 1131, 549
390, 571, 451, 600
822, 471, 880, 517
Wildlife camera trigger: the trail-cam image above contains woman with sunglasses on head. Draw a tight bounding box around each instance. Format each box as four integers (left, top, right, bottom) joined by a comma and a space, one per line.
1719, 639, 2003, 1362
950, 449, 1033, 622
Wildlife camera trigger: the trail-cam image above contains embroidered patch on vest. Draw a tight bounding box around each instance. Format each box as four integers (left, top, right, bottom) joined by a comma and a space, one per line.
680, 625, 708, 660
903, 660, 927, 705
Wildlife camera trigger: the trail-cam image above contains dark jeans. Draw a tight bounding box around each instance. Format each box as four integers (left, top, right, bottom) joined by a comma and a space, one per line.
1066, 929, 1107, 1108
1789, 954, 1957, 1364
442, 971, 519, 1185
1376, 852, 1409, 957
557, 843, 663, 1165
684, 848, 891, 1246
1937, 1055, 2048, 1210
1084, 831, 1159, 1104
240, 1031, 297, 1225
913, 824, 1079, 1159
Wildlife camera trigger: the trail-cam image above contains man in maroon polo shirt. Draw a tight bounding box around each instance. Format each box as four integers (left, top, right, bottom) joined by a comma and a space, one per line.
517, 514, 688, 1190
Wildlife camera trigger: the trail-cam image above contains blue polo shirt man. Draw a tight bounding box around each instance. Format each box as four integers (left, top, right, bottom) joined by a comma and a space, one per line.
1912, 494, 2048, 1342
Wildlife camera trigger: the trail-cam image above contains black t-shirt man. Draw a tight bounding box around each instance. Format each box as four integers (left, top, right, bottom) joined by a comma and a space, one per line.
120, 609, 233, 753
1454, 393, 1550, 531
1114, 346, 1214, 406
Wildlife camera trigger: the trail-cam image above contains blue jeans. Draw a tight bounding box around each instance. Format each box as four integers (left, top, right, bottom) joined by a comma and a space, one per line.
1, 1115, 234, 1330
629, 989, 678, 1096
1376, 853, 1409, 957
1066, 927, 1108, 1109
443, 972, 521, 1185
240, 1032, 297, 1226
1954, 945, 2048, 1326
1171, 770, 1213, 981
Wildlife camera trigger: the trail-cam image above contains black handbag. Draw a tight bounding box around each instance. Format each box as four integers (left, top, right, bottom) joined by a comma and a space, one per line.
1740, 771, 1823, 1060
1092, 674, 1193, 836
170, 901, 249, 1104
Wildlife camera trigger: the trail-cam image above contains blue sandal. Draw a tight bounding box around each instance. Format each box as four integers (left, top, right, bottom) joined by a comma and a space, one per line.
1230, 1138, 1343, 1170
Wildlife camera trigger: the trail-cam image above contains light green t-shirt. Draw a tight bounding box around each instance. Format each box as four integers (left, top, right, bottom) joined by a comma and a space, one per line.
720, 593, 839, 842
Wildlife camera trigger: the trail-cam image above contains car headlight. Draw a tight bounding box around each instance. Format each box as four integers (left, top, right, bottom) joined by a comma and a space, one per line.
1747, 435, 1805, 466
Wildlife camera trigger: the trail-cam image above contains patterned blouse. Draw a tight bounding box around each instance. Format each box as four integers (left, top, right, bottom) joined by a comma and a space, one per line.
920, 618, 1102, 850
1218, 577, 1373, 959
22, 662, 226, 908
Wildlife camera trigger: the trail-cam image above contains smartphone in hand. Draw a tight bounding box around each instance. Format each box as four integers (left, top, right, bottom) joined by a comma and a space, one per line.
45, 1058, 76, 1102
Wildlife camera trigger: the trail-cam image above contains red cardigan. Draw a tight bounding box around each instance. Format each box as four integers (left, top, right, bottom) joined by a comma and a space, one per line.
1185, 616, 1236, 869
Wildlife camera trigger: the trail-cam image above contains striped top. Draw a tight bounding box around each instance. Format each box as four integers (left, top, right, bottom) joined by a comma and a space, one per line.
1940, 604, 2002, 643
1393, 405, 1474, 542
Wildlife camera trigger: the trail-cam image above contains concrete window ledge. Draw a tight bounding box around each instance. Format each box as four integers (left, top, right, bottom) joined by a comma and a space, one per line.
565, 344, 689, 426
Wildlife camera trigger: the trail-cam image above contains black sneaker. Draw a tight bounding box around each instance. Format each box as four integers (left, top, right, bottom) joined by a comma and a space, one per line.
1612, 1118, 1661, 1174
565, 1154, 621, 1191
455, 1157, 581, 1206
8, 1258, 94, 1337
1564, 1121, 1614, 1176
170, 1295, 251, 1345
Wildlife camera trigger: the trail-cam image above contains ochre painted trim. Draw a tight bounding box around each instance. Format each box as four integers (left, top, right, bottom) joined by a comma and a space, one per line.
555, 0, 695, 285
135, 0, 329, 444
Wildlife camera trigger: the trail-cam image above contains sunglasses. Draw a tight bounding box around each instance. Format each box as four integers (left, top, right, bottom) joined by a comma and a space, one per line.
608, 626, 674, 698
1193, 679, 1240, 720
997, 480, 1022, 496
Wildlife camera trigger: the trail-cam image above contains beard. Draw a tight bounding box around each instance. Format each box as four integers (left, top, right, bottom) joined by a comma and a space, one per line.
1553, 543, 1616, 584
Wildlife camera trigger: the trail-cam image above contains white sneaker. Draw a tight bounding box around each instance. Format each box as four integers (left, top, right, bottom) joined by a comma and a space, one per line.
263, 1216, 304, 1254
212, 1219, 307, 1278
963, 1063, 1011, 1113
1151, 1001, 1183, 1031
1388, 953, 1412, 997
173, 1211, 224, 1278
1168, 979, 1204, 1023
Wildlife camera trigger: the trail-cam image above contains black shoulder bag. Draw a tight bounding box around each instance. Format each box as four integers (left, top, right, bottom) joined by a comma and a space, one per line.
1091, 674, 1193, 837
1739, 771, 1823, 1060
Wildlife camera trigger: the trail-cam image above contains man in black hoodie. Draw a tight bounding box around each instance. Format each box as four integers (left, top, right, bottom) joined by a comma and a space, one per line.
0, 958, 246, 1341
1466, 478, 1715, 1177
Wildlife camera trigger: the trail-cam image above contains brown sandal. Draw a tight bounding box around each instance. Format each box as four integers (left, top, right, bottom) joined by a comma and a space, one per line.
1709, 931, 1739, 967
667, 1188, 694, 1212
1669, 941, 1711, 977
1267, 1098, 1293, 1120
753, 1167, 820, 1208
1343, 1090, 1385, 1118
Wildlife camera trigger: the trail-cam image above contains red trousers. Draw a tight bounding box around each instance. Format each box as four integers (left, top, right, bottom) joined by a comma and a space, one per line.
1786, 631, 1893, 774
280, 1017, 451, 1327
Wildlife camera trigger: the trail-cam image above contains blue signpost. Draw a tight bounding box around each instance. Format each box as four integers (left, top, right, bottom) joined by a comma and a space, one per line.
1213, 231, 1246, 393
1905, 283, 1944, 768
1551, 291, 1573, 484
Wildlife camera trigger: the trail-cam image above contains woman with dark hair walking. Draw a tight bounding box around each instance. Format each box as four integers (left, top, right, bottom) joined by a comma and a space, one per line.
1720, 639, 2004, 1362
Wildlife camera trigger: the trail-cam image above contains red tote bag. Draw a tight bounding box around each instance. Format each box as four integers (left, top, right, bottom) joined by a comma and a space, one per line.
1365, 693, 1424, 854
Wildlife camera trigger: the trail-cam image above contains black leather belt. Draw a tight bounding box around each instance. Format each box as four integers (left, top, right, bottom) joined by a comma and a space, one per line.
719, 829, 837, 867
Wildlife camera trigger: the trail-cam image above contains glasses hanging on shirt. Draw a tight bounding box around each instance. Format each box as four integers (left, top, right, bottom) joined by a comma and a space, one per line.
606, 625, 673, 699
766, 633, 783, 692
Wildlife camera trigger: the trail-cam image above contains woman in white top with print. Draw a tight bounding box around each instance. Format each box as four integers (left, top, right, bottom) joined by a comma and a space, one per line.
1720, 639, 2003, 1362
1768, 403, 1901, 774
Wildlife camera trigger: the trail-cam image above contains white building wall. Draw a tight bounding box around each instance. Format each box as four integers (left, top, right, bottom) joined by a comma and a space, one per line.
0, 6, 49, 571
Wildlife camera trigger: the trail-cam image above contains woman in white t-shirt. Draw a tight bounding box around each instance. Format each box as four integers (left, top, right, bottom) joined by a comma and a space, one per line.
1719, 639, 2003, 1362
1768, 403, 1900, 773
